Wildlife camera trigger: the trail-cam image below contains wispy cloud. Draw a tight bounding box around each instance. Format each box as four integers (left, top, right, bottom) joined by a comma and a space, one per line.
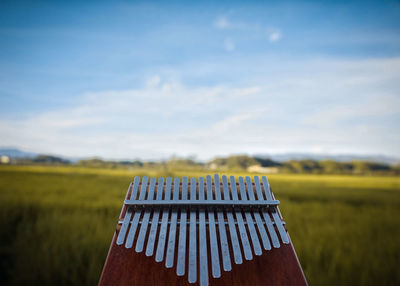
1, 57, 399, 159
214, 16, 283, 45
269, 30, 281, 42
214, 16, 230, 29
301, 94, 400, 127
146, 74, 161, 88
224, 38, 235, 51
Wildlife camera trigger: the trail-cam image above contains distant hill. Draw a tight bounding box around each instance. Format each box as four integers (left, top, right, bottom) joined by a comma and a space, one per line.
255, 153, 400, 166
0, 148, 78, 163
0, 148, 37, 158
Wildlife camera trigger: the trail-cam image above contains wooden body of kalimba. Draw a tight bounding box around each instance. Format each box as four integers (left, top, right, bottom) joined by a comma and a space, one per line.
99, 175, 308, 286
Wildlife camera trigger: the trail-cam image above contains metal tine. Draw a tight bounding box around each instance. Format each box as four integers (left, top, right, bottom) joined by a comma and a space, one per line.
214, 174, 232, 271
221, 175, 243, 265
119, 181, 134, 218
261, 176, 290, 244
136, 177, 157, 252
165, 177, 180, 268
125, 176, 149, 248
206, 175, 221, 278
188, 178, 197, 283
238, 177, 262, 256
177, 177, 188, 276
198, 177, 209, 286
229, 176, 253, 260
117, 177, 140, 245
245, 176, 271, 251
155, 177, 173, 262
271, 191, 289, 243
253, 176, 280, 248
145, 177, 164, 256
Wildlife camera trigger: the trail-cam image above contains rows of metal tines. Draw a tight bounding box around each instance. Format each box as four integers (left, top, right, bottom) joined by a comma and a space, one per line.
116, 175, 289, 286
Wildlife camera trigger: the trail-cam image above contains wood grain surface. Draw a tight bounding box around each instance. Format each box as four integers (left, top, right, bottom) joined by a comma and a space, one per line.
99, 225, 308, 285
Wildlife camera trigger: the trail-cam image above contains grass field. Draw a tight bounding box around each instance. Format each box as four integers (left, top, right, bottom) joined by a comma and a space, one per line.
0, 166, 399, 286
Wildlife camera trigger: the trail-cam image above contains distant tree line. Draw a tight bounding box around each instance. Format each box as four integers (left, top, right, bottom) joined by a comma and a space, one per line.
209, 155, 399, 175
6, 154, 400, 175
280, 159, 396, 175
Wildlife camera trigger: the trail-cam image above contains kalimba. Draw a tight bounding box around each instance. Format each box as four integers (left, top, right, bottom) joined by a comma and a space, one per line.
99, 175, 307, 286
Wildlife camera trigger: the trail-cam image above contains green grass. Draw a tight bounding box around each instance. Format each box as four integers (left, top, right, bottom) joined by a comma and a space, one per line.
0, 166, 399, 285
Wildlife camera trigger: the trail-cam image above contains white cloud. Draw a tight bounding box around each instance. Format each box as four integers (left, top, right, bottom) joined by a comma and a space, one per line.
146, 74, 161, 87
214, 16, 230, 29
1, 57, 399, 160
269, 31, 281, 43
211, 112, 259, 133
224, 38, 235, 51
301, 95, 400, 127
214, 16, 283, 44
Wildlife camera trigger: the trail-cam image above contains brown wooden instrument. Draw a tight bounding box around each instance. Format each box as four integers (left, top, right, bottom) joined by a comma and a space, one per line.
99, 175, 307, 286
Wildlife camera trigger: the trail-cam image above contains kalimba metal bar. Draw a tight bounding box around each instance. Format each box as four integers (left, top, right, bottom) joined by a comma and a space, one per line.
124, 199, 280, 208
117, 219, 286, 226
115, 175, 290, 286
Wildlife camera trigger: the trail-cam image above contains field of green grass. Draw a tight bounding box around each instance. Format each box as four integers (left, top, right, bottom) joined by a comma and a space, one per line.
0, 165, 399, 285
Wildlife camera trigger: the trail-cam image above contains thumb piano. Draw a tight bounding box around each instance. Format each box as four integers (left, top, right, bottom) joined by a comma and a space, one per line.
99, 175, 308, 286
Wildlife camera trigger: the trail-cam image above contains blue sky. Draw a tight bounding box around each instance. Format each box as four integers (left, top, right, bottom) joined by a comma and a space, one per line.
1, 1, 400, 160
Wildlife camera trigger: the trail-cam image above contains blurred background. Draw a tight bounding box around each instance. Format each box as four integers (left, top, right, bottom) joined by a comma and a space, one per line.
0, 1, 399, 285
